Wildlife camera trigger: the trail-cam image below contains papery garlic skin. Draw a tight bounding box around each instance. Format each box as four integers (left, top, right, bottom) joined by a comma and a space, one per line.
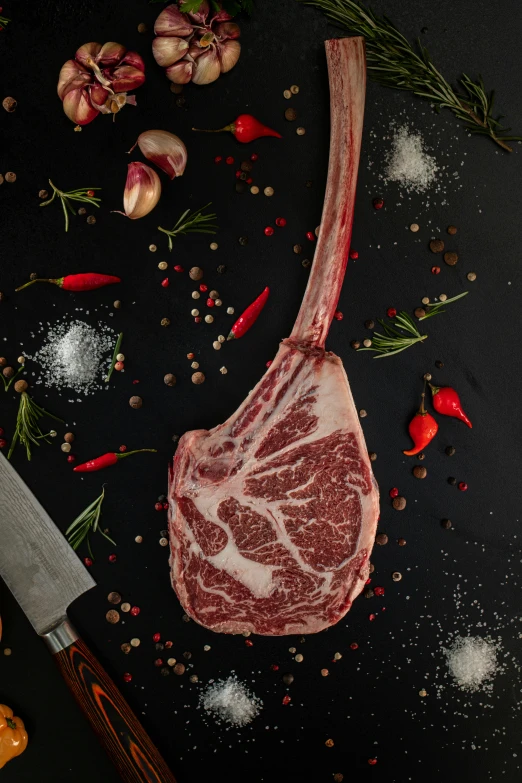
152, 3, 241, 86
132, 130, 187, 180
58, 41, 145, 126
122, 162, 161, 219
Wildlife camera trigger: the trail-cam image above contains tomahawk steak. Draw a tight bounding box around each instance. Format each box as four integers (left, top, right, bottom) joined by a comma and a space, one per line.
168, 37, 380, 635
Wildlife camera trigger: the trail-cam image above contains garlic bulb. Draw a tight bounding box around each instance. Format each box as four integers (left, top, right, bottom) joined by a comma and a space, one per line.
120, 162, 161, 219
130, 130, 187, 180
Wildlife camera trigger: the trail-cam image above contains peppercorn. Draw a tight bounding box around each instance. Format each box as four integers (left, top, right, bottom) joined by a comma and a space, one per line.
364, 319, 375, 329
410, 223, 420, 232
285, 108, 297, 121
350, 340, 361, 350
467, 272, 477, 282
189, 267, 204, 281
61, 442, 71, 453
362, 339, 372, 348
240, 161, 253, 172
398, 538, 407, 546
14, 380, 28, 393
293, 244, 303, 254
121, 643, 132, 654
333, 775, 344, 782
369, 451, 377, 461
369, 563, 374, 573
238, 236, 248, 246
296, 127, 306, 135
129, 396, 142, 409
87, 215, 96, 225
290, 84, 300, 94
106, 610, 120, 624
445, 445, 456, 456
302, 259, 311, 268
458, 482, 468, 491
264, 186, 274, 197
359, 409, 367, 418
63, 432, 74, 444
305, 180, 313, 188
2, 367, 14, 378
173, 663, 185, 676
217, 265, 227, 275
2, 97, 17, 112
192, 372, 205, 385
392, 496, 407, 510
364, 588, 374, 599
435, 360, 444, 368
282, 673, 294, 685
448, 477, 457, 486
375, 533, 388, 545
429, 239, 444, 253
444, 251, 458, 266
108, 591, 121, 604
170, 83, 183, 95
113, 300, 121, 309
235, 182, 246, 194
392, 571, 402, 582
441, 519, 452, 529
414, 307, 426, 319
137, 21, 147, 32
413, 466, 427, 479
121, 603, 131, 613
325, 739, 334, 748
447, 225, 457, 235
0, 292, 4, 302
5, 171, 16, 183
160, 318, 170, 327
164, 373, 176, 387
372, 197, 384, 209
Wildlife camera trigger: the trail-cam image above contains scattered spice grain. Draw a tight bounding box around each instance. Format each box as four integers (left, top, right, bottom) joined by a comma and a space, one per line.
189, 267, 204, 281
121, 643, 132, 654
398, 538, 407, 546
392, 571, 402, 581
351, 340, 361, 350
296, 127, 306, 135
414, 307, 426, 318
264, 187, 274, 197
14, 380, 28, 393
192, 372, 205, 385
445, 445, 456, 456
467, 271, 477, 281
290, 85, 300, 94
113, 300, 121, 309
447, 225, 458, 235
285, 108, 297, 121
364, 319, 375, 329
108, 591, 121, 604
325, 739, 334, 748
106, 610, 120, 624
283, 89, 291, 99
164, 373, 176, 386
413, 465, 427, 479
429, 239, 444, 253
160, 318, 170, 327
173, 663, 185, 676
410, 223, 419, 232
375, 533, 388, 545
363, 339, 372, 348
5, 172, 16, 183
444, 252, 458, 266
392, 496, 407, 510
121, 603, 131, 613
369, 451, 377, 461
129, 396, 142, 409
2, 97, 17, 112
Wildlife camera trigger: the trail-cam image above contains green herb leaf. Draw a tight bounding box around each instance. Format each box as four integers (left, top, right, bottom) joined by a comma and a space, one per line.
66, 487, 115, 558
8, 392, 63, 461
158, 203, 218, 251
40, 180, 101, 232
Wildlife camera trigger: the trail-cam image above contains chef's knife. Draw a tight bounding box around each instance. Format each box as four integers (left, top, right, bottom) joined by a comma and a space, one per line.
0, 453, 176, 783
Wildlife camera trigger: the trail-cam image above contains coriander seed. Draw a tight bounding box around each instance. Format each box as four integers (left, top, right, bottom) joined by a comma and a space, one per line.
149, 244, 157, 252
410, 223, 420, 232
158, 261, 168, 270
264, 186, 274, 197
210, 242, 218, 250
250, 185, 259, 194
467, 271, 477, 281
164, 373, 176, 386
363, 338, 372, 348
212, 341, 221, 350
191, 361, 199, 369
204, 315, 214, 324
61, 442, 71, 453
283, 89, 291, 99
290, 84, 300, 94
5, 172, 16, 183
129, 395, 142, 409
189, 266, 204, 281
192, 291, 200, 299
161, 317, 170, 327
220, 366, 228, 375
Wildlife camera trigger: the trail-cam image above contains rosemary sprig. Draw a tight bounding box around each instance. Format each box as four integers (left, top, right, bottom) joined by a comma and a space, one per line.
358, 292, 468, 358
40, 180, 101, 232
0, 12, 10, 27
1, 363, 24, 392
158, 203, 218, 251
298, 0, 521, 152
66, 487, 115, 560
105, 332, 123, 382
150, 0, 254, 14
8, 392, 63, 460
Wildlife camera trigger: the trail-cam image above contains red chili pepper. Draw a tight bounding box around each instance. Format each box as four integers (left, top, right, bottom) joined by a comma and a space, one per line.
193, 114, 282, 144
403, 389, 438, 456
73, 448, 157, 473
227, 287, 269, 341
429, 384, 472, 428
16, 272, 121, 293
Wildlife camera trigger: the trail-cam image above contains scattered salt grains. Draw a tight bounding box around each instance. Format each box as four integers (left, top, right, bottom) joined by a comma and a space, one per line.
200, 676, 262, 727
24, 319, 114, 396
444, 636, 498, 692
383, 124, 438, 193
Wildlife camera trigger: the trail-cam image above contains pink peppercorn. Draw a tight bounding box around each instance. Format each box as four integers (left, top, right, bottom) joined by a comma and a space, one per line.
123, 672, 132, 683
67, 455, 75, 463
349, 248, 359, 259
0, 439, 6, 449
306, 231, 315, 242
275, 217, 287, 227
174, 265, 184, 273
199, 284, 208, 292
114, 361, 124, 371
214, 155, 222, 163
109, 554, 117, 563
0, 429, 4, 436
369, 613, 376, 621
226, 156, 234, 165
389, 487, 399, 498
373, 586, 385, 597
161, 278, 169, 288
195, 317, 202, 323
271, 664, 279, 671
246, 177, 253, 184
368, 759, 377, 766
245, 638, 254, 647
264, 226, 274, 237
250, 153, 258, 161
84, 557, 93, 567
154, 658, 163, 667
334, 311, 343, 321
206, 298, 215, 308
282, 695, 291, 705
431, 266, 441, 275
373, 197, 384, 210
458, 482, 468, 491
130, 606, 140, 617
165, 640, 173, 649
154, 502, 163, 511
386, 307, 397, 318
350, 642, 359, 650
132, 380, 139, 384
235, 170, 241, 179
163, 502, 168, 510
119, 445, 127, 452
266, 360, 273, 368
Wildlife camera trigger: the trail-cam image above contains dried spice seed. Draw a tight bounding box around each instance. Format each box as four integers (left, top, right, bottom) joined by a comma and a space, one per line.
364, 588, 374, 598
293, 244, 303, 254
362, 338, 372, 348
285, 108, 297, 121
121, 643, 132, 654
173, 663, 185, 675
467, 271, 477, 281
238, 236, 248, 246
392, 571, 402, 581
444, 251, 458, 266
392, 496, 407, 510
296, 126, 306, 135
364, 319, 375, 329
448, 477, 457, 486
421, 296, 430, 305
372, 197, 384, 209
189, 267, 204, 281
458, 482, 468, 491
106, 610, 120, 624
431, 266, 441, 275
410, 223, 420, 232
302, 259, 311, 268
61, 442, 71, 453
447, 225, 458, 235
333, 775, 344, 782
121, 603, 131, 613
5, 172, 16, 183
210, 242, 218, 250
283, 89, 291, 99
429, 239, 444, 253
321, 668, 329, 677
123, 673, 132, 683
158, 261, 168, 271
130, 638, 141, 647
264, 187, 274, 197
137, 22, 147, 33
160, 318, 170, 327
441, 518, 452, 529
192, 372, 205, 385
375, 533, 388, 545
250, 185, 259, 194
413, 466, 427, 479
295, 653, 304, 663
359, 409, 367, 418
398, 538, 407, 546
129, 396, 142, 409
149, 245, 157, 253
2, 97, 17, 112
290, 85, 300, 94
414, 307, 426, 318
435, 360, 444, 368
164, 373, 176, 386
14, 380, 28, 393
369, 451, 377, 461
108, 591, 121, 604
445, 445, 456, 456
439, 293, 447, 302
113, 300, 121, 309
325, 739, 334, 748
240, 161, 253, 172
350, 340, 361, 350
192, 291, 201, 299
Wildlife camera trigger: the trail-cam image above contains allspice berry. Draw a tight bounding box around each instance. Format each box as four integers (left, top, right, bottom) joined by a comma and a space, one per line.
189, 267, 204, 281
413, 465, 427, 479
14, 380, 28, 393
108, 591, 122, 604
137, 22, 147, 33
2, 366, 14, 378
121, 643, 132, 654
441, 518, 452, 529
5, 172, 16, 183
429, 239, 444, 253
129, 395, 143, 409
173, 663, 185, 675
0, 357, 6, 367
106, 610, 120, 624
285, 107, 297, 121
392, 496, 407, 511
447, 225, 458, 235
64, 432, 75, 443
164, 373, 176, 387
191, 372, 205, 385
414, 307, 426, 319
375, 533, 388, 545
113, 300, 122, 309
2, 97, 17, 112
444, 251, 458, 266
282, 673, 294, 685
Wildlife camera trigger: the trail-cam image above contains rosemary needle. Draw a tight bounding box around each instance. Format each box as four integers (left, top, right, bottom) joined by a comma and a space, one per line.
40, 180, 101, 232
8, 392, 63, 461
66, 487, 115, 560
158, 203, 218, 251
105, 332, 123, 382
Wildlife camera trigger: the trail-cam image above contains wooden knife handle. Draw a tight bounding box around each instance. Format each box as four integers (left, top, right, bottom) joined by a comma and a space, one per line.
51, 628, 177, 783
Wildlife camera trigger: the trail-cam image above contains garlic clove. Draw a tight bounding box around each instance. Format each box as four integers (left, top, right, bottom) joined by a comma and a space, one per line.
75, 42, 102, 68
165, 59, 193, 85
97, 41, 127, 66
121, 162, 161, 220
89, 83, 111, 113
121, 50, 145, 72
218, 39, 241, 74
192, 47, 221, 85
154, 4, 193, 37
134, 130, 188, 180
57, 60, 91, 100
111, 65, 146, 93
152, 36, 190, 68
63, 88, 99, 125
214, 21, 241, 41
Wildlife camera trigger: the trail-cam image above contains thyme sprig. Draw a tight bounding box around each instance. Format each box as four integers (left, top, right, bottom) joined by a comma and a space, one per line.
8, 392, 63, 461
40, 180, 101, 232
358, 292, 468, 358
298, 0, 521, 152
66, 487, 115, 560
158, 203, 218, 251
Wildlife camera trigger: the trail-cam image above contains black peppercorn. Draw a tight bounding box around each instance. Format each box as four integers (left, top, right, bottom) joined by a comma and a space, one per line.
155, 643, 165, 651
183, 651, 192, 660
441, 519, 452, 529
235, 182, 247, 193
445, 445, 456, 456
239, 172, 248, 181
160, 668, 170, 677
282, 673, 294, 685
301, 258, 311, 268
293, 244, 303, 254
29, 272, 38, 281
435, 360, 444, 368
217, 264, 226, 274
305, 180, 313, 187
364, 319, 375, 329
240, 161, 253, 172
448, 477, 457, 486
350, 340, 361, 350
175, 96, 187, 108
364, 588, 374, 599
238, 236, 248, 246
417, 452, 425, 460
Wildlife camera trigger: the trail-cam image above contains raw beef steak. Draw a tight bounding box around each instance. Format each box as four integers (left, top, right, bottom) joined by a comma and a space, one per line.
168, 37, 380, 635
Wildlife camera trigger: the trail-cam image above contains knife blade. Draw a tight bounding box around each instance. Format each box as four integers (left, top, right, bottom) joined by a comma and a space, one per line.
0, 454, 176, 783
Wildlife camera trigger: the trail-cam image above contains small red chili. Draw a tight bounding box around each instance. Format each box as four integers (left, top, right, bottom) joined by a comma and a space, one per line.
431, 266, 441, 275
206, 298, 215, 308
109, 554, 117, 563
264, 226, 274, 236
250, 153, 259, 161
389, 487, 399, 498
403, 389, 438, 456
193, 114, 282, 144
73, 448, 157, 473
123, 673, 132, 683
199, 284, 208, 292
174, 265, 184, 273
228, 287, 270, 341
458, 482, 468, 491
161, 278, 169, 288
429, 384, 472, 428
16, 272, 121, 293
373, 197, 384, 209
225, 156, 234, 164
386, 307, 397, 318
130, 606, 140, 616
214, 155, 222, 163
275, 217, 287, 227
334, 311, 343, 321
306, 231, 315, 242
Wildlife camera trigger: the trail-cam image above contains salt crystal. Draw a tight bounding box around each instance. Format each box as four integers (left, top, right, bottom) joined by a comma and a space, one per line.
444, 635, 497, 692
383, 124, 438, 193
200, 676, 262, 727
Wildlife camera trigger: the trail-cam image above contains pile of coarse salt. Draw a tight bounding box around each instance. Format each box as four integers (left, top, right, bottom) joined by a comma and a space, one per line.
25, 319, 115, 396
382, 124, 438, 193
200, 676, 262, 727
444, 635, 498, 693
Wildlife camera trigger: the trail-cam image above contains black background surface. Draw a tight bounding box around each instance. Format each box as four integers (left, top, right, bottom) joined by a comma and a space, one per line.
1, 1, 522, 781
